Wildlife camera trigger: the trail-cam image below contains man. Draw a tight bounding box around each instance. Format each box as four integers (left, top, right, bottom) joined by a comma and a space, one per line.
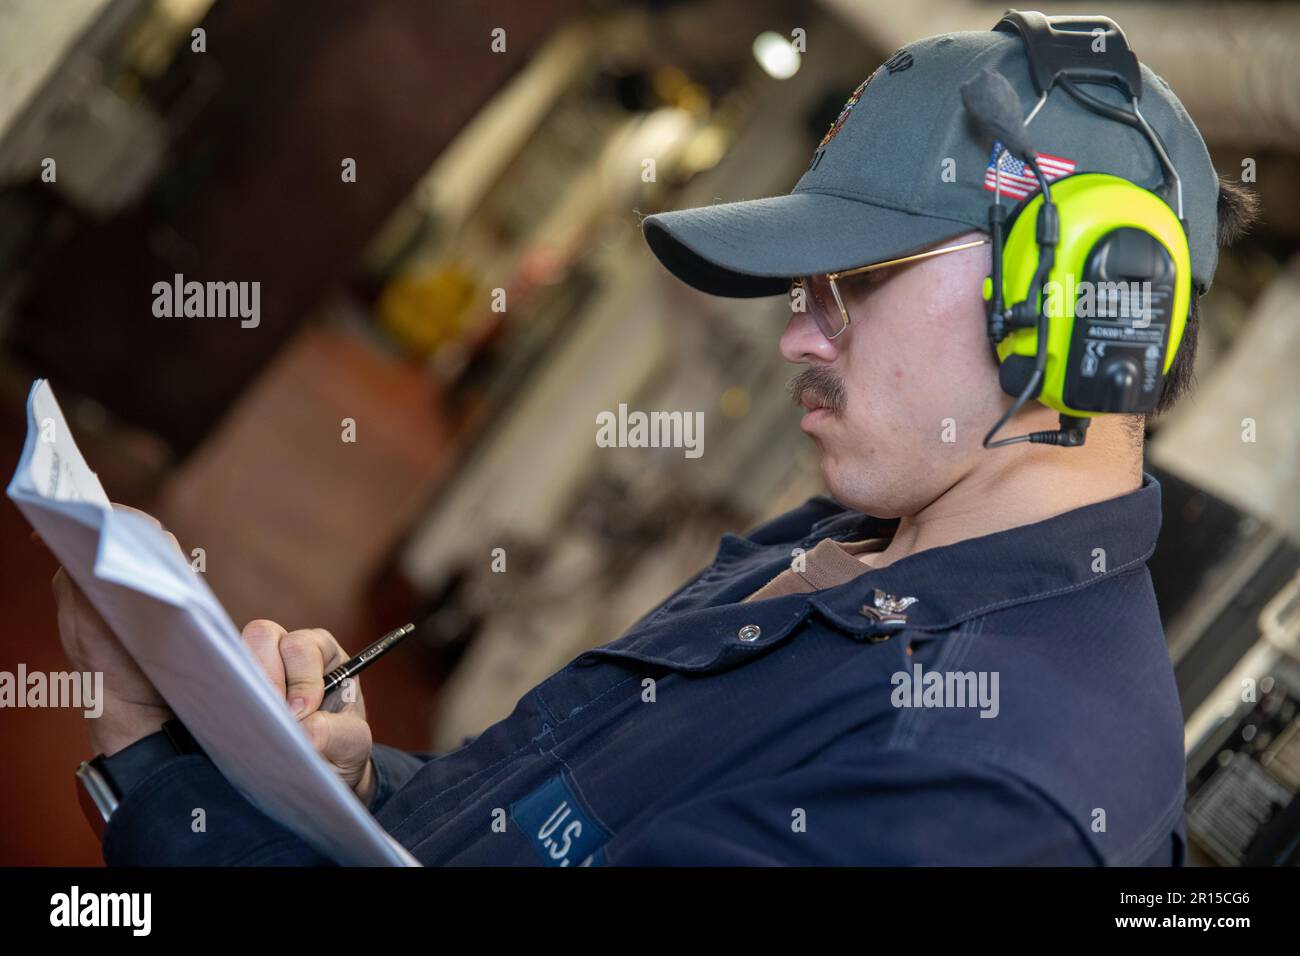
56, 16, 1256, 865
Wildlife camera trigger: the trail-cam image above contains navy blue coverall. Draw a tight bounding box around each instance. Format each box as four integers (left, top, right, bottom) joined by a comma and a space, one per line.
102, 474, 1187, 865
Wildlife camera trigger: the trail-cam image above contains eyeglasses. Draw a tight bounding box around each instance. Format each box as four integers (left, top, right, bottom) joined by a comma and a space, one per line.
788, 238, 990, 340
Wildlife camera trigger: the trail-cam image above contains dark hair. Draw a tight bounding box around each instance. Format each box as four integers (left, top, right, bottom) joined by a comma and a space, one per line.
1122, 177, 1261, 441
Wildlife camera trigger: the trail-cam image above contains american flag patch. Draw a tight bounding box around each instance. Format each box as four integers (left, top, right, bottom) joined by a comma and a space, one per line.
983, 140, 1076, 199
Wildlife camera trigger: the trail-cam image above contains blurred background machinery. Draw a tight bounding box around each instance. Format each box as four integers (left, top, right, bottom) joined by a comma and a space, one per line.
0, 0, 1297, 865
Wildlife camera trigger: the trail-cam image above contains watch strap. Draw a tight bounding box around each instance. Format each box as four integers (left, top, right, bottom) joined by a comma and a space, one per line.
77, 719, 205, 836
100, 726, 190, 797
161, 718, 203, 758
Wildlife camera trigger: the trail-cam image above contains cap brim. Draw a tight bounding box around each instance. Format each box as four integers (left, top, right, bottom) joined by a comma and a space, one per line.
642, 191, 979, 298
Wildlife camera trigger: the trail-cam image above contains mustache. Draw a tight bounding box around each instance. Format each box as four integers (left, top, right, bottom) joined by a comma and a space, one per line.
788, 366, 847, 415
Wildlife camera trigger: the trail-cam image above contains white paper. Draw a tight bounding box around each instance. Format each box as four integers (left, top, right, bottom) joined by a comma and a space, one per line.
8, 380, 419, 866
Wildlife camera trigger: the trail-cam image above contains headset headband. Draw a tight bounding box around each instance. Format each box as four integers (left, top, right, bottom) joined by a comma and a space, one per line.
991, 10, 1184, 222
993, 11, 1141, 100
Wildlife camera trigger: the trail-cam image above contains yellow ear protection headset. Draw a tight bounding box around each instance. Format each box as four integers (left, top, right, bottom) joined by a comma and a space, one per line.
961, 11, 1193, 449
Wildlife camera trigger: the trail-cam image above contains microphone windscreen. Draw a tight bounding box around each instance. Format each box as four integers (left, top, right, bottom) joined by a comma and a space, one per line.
960, 69, 1034, 160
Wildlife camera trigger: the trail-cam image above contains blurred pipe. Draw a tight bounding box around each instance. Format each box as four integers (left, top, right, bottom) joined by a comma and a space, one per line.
365, 20, 596, 269
0, 0, 166, 216
0, 0, 116, 135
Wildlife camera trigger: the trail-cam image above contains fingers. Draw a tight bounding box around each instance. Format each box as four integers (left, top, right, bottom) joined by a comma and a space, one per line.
51, 568, 80, 620
281, 628, 346, 717
241, 619, 289, 697
51, 566, 73, 601
51, 567, 107, 641
239, 620, 372, 800
240, 622, 346, 718
51, 568, 80, 652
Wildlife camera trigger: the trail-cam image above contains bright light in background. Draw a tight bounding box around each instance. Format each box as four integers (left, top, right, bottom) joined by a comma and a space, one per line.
752, 31, 800, 80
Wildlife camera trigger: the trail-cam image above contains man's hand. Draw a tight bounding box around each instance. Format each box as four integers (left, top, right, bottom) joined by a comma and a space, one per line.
47, 502, 376, 804
240, 620, 375, 805
50, 506, 178, 757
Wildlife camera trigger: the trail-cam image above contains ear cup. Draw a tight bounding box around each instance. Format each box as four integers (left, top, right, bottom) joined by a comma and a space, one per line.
990, 173, 1192, 417
1064, 227, 1178, 412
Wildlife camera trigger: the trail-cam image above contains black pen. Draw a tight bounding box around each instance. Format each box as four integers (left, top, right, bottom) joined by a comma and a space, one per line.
321, 623, 415, 697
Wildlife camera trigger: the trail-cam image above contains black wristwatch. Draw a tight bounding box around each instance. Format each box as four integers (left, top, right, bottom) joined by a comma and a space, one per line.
75, 718, 204, 836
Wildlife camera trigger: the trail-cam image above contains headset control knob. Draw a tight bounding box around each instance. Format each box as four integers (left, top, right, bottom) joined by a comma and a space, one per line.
1101, 355, 1141, 409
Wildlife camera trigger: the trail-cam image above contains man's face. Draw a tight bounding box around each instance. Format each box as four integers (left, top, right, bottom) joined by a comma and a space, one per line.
780, 230, 1009, 518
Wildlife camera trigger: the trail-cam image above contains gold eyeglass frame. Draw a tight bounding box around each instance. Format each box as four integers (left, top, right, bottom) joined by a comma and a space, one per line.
790, 238, 990, 340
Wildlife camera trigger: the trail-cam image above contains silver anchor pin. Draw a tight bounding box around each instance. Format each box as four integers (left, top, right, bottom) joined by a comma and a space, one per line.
873, 589, 918, 614
859, 589, 919, 628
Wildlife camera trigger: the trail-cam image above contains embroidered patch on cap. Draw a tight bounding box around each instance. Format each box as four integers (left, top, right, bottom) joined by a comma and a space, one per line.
510, 772, 610, 867
817, 74, 875, 150
806, 48, 912, 175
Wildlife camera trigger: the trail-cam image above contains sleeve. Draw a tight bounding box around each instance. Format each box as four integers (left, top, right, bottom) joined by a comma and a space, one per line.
367, 743, 437, 814
603, 748, 1099, 866
102, 754, 334, 866
103, 744, 438, 866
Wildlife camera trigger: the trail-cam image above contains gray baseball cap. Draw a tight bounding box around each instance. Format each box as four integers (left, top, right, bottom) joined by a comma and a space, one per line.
642, 26, 1220, 298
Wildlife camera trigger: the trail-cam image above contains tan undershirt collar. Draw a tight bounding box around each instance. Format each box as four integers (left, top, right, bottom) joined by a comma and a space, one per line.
743, 536, 889, 603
